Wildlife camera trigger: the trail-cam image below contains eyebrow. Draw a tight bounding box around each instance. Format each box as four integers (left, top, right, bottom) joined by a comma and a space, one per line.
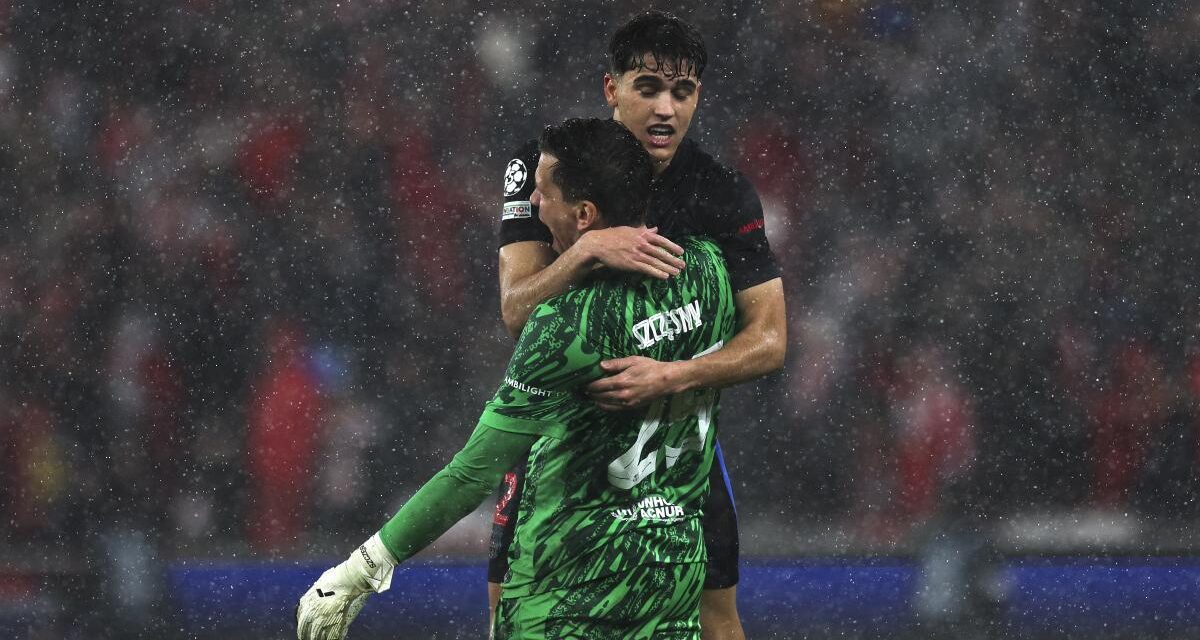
632, 74, 697, 91
534, 161, 553, 190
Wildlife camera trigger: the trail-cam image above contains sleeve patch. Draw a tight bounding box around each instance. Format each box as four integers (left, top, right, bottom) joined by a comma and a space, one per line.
503, 158, 528, 196
503, 200, 533, 220
492, 471, 519, 525
736, 218, 765, 235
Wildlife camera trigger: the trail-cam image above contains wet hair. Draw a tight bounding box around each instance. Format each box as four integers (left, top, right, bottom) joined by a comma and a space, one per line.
609, 10, 707, 80
538, 118, 653, 227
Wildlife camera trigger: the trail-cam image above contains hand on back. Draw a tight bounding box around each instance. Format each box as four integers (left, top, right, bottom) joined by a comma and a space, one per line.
587, 356, 685, 410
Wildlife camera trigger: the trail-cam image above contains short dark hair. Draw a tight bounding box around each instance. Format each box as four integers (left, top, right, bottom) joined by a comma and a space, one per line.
538, 118, 653, 227
609, 10, 707, 80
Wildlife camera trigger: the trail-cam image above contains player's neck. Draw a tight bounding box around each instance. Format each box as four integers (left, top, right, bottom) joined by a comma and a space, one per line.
652, 139, 688, 176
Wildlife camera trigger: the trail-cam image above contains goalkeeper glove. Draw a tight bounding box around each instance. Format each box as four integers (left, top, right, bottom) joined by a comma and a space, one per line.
297, 533, 396, 640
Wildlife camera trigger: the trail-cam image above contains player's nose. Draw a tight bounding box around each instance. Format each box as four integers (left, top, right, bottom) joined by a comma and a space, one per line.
652, 92, 674, 118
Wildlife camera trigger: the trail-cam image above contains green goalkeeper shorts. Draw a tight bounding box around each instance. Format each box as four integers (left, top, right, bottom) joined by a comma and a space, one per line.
493, 562, 704, 639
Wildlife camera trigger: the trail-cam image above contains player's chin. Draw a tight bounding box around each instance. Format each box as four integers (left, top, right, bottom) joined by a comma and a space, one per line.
643, 143, 676, 165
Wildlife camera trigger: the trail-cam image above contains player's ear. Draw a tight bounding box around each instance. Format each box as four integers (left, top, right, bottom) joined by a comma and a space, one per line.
577, 200, 600, 231
603, 73, 619, 108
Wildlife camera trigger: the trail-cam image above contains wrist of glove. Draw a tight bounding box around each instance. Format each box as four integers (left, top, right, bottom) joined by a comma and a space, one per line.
329, 532, 397, 595
297, 533, 398, 640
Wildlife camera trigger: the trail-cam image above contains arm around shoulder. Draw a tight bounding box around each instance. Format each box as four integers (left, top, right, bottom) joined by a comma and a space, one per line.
674, 277, 787, 391
737, 277, 787, 369
498, 228, 686, 337
586, 278, 786, 410
691, 166, 787, 386
499, 240, 565, 337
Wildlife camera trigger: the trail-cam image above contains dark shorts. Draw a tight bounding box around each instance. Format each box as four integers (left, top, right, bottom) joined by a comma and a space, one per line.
488, 441, 739, 590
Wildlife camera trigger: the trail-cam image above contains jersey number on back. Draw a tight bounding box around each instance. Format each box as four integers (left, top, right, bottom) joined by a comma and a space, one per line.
607, 342, 723, 490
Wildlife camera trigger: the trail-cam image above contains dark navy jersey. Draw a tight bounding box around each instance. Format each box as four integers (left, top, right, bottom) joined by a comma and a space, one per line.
499, 136, 783, 293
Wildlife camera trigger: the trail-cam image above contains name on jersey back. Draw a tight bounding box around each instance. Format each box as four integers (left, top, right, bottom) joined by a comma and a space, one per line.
632, 300, 703, 350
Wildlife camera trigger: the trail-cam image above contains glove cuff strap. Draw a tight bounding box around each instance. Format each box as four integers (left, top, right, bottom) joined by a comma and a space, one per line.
356, 533, 397, 593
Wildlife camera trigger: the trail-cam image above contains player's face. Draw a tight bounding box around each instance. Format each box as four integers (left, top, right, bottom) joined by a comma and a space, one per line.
531, 153, 584, 254
604, 59, 701, 171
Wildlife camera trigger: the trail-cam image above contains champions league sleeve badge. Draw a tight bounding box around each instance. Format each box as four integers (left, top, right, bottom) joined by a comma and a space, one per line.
503, 158, 528, 197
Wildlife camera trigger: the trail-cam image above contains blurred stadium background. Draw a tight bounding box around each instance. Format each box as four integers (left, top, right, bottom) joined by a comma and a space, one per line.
1, 1, 1199, 638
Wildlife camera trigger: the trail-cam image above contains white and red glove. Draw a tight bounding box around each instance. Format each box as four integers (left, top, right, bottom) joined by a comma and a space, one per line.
297, 533, 397, 640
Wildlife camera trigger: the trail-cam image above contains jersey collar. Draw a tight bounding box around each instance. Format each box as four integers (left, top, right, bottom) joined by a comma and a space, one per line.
655, 137, 698, 189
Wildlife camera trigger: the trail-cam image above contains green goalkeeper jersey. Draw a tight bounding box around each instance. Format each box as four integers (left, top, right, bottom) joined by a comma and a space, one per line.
479, 236, 737, 597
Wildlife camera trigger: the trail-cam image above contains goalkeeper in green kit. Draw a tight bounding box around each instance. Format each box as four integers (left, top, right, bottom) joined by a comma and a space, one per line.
297, 118, 736, 639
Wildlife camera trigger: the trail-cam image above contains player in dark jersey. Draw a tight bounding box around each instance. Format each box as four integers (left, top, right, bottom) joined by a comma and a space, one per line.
298, 118, 735, 640
492, 12, 787, 640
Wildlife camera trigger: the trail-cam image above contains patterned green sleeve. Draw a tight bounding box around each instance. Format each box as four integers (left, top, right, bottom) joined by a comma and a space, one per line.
479, 293, 603, 439
377, 422, 537, 562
